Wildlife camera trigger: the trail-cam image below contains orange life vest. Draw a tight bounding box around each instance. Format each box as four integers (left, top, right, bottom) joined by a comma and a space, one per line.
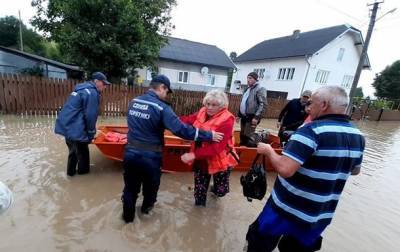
104, 132, 127, 144
192, 107, 238, 174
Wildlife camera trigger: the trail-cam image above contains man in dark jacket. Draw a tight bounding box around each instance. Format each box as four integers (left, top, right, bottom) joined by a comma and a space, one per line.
237, 72, 267, 146
277, 90, 311, 145
55, 72, 110, 176
122, 74, 223, 223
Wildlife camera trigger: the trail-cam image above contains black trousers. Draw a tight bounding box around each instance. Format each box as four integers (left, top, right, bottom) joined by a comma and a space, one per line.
122, 148, 162, 211
240, 116, 257, 146
65, 139, 90, 176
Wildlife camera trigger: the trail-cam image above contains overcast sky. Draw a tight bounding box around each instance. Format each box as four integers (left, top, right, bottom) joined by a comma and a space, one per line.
1, 0, 399, 97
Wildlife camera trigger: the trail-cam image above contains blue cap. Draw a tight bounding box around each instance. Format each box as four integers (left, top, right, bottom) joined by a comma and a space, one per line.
91, 72, 111, 85
151, 74, 172, 93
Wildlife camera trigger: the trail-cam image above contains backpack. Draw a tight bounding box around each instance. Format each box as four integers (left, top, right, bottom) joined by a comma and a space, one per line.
240, 154, 267, 202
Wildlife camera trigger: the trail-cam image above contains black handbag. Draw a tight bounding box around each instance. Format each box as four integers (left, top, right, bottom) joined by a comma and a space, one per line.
240, 154, 267, 202
246, 131, 270, 147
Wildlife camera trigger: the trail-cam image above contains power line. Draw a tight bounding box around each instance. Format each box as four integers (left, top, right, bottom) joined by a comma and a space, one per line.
313, 0, 365, 23
360, 7, 398, 27
375, 7, 397, 22
374, 23, 400, 31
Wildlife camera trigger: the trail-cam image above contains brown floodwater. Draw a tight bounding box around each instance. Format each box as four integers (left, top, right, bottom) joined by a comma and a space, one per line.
0, 115, 399, 251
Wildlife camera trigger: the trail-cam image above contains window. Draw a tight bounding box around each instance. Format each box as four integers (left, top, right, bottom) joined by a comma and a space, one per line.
342, 75, 354, 88
337, 48, 345, 62
253, 68, 266, 79
208, 74, 216, 85
178, 71, 189, 83
315, 70, 330, 84
277, 68, 295, 80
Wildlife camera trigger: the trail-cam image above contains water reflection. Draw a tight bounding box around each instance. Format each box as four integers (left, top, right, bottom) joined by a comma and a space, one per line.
0, 115, 399, 251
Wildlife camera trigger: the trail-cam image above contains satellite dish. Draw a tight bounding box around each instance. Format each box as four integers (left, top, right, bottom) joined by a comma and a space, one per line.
200, 66, 209, 75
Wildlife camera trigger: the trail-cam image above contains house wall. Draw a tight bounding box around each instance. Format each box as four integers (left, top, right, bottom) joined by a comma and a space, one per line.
0, 50, 67, 79
46, 65, 67, 79
0, 50, 38, 73
231, 32, 362, 99
304, 32, 361, 94
230, 57, 308, 99
136, 60, 229, 92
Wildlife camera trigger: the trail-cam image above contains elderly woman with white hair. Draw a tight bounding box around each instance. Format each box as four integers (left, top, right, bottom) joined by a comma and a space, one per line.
180, 89, 238, 206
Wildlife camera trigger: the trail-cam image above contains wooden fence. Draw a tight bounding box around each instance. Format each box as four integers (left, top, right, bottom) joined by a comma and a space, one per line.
0, 74, 287, 118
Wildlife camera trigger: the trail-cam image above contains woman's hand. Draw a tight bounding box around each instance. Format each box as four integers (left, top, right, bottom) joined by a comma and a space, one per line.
181, 152, 195, 164
211, 131, 224, 142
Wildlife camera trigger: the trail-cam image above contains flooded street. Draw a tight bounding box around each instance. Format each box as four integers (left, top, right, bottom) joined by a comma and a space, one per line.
1, 115, 399, 251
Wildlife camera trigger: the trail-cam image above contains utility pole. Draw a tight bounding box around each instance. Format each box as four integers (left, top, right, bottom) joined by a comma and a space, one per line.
18, 10, 24, 51
347, 1, 382, 114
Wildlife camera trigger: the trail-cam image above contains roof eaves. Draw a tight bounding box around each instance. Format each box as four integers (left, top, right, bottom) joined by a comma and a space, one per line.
0, 46, 82, 71
158, 57, 234, 70
234, 54, 308, 63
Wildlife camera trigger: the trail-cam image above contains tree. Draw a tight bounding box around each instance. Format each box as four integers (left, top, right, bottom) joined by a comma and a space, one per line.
0, 16, 19, 47
229, 51, 237, 61
225, 51, 237, 91
42, 41, 63, 62
354, 87, 364, 98
0, 15, 62, 61
31, 0, 176, 80
372, 60, 400, 99
225, 68, 234, 92
0, 16, 42, 54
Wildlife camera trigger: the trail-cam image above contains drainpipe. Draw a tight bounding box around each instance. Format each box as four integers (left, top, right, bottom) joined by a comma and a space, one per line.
299, 55, 311, 96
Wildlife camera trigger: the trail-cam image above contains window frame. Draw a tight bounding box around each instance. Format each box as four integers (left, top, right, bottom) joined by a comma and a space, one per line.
315, 70, 330, 84
341, 75, 354, 88
337, 48, 345, 62
277, 67, 295, 80
178, 71, 189, 83
207, 74, 216, 85
253, 68, 266, 80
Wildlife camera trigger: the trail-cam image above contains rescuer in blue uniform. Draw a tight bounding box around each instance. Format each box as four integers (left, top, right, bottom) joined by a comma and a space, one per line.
55, 72, 111, 176
122, 74, 223, 223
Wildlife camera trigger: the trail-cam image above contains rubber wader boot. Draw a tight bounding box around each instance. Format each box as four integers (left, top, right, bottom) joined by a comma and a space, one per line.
122, 196, 136, 223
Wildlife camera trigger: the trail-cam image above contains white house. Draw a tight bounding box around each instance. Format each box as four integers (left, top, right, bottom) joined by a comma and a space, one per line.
136, 37, 236, 92
230, 24, 370, 99
0, 46, 83, 79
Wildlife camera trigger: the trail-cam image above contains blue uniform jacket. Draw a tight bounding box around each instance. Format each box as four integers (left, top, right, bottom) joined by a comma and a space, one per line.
127, 90, 212, 146
55, 81, 100, 142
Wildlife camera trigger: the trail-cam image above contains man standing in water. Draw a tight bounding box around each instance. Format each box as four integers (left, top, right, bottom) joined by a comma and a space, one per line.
237, 72, 267, 146
277, 90, 312, 145
55, 72, 111, 176
122, 74, 223, 223
246, 86, 365, 251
